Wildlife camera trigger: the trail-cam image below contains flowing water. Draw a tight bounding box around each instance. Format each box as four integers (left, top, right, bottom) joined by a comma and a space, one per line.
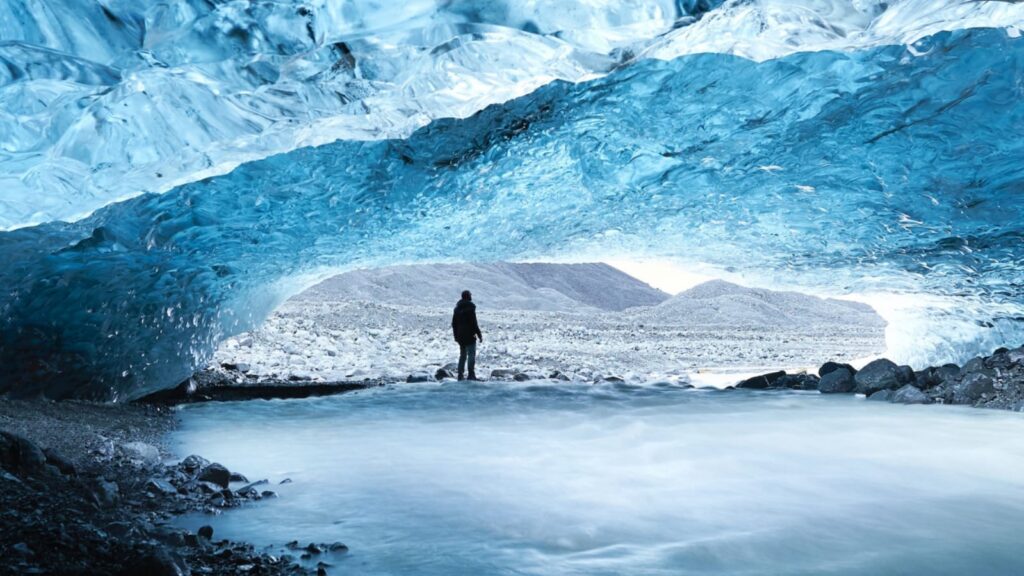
173, 382, 1024, 575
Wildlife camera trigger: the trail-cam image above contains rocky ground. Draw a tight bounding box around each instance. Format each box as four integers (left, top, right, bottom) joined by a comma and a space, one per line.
735, 344, 1024, 411
0, 399, 346, 575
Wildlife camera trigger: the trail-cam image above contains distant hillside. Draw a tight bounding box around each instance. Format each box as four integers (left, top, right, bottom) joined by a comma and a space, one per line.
633, 279, 885, 328
293, 262, 670, 312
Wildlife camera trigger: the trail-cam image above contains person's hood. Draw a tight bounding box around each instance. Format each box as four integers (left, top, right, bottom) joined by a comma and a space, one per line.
455, 299, 475, 311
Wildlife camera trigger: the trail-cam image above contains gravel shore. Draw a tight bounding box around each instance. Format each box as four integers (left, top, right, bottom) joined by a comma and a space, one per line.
0, 399, 335, 576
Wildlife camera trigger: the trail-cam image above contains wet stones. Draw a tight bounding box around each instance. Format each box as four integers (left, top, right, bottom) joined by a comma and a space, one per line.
197, 463, 231, 489
735, 371, 818, 390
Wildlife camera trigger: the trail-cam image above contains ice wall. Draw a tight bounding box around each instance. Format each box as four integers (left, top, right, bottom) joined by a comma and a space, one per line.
2, 25, 1022, 399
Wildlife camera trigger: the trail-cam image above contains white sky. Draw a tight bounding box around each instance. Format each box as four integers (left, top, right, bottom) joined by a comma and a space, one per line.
605, 259, 715, 295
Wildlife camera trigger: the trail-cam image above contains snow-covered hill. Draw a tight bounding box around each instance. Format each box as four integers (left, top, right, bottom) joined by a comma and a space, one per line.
637, 279, 886, 328
213, 263, 886, 383
295, 262, 670, 312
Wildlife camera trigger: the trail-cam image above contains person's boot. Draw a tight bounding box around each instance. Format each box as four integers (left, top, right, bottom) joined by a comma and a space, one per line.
468, 372, 480, 381
457, 372, 464, 381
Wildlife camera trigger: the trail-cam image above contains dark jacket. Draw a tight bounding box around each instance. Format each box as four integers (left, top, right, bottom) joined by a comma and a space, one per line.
451, 299, 482, 345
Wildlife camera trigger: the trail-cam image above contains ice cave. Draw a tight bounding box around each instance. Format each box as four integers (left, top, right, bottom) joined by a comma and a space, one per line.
4, 2, 1024, 576
3, 0, 1023, 400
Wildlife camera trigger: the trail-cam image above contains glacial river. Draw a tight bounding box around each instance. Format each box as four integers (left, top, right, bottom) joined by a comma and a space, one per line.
174, 381, 1024, 575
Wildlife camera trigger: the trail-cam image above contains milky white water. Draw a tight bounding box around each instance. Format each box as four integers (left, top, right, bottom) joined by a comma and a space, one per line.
173, 382, 1024, 575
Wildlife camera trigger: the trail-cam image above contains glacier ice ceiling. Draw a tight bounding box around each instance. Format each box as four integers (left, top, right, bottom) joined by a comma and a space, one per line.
1, 0, 1024, 399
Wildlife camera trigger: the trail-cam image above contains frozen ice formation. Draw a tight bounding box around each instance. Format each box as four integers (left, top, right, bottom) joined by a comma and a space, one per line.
1, 2, 1023, 398
2, 0, 1022, 230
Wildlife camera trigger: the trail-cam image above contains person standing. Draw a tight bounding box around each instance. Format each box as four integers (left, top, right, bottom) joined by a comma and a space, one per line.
451, 290, 483, 380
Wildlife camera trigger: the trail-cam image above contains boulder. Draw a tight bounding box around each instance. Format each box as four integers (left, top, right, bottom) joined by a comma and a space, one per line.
818, 361, 856, 378
960, 357, 986, 376
180, 455, 209, 474
853, 359, 901, 395
818, 368, 855, 394
913, 368, 941, 390
121, 441, 161, 465
935, 364, 960, 385
43, 448, 77, 476
434, 368, 454, 381
776, 373, 820, 390
405, 373, 434, 383
513, 373, 534, 382
895, 365, 916, 384
736, 371, 787, 389
867, 390, 894, 402
0, 432, 48, 476
891, 385, 932, 405
197, 463, 231, 489
145, 478, 178, 495
954, 373, 995, 405
1008, 346, 1024, 365
197, 525, 214, 541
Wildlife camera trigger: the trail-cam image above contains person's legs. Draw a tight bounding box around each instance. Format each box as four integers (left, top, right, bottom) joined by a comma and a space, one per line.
457, 344, 467, 380
466, 343, 477, 379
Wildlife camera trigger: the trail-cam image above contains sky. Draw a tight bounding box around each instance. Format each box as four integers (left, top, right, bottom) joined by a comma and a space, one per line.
605, 259, 715, 295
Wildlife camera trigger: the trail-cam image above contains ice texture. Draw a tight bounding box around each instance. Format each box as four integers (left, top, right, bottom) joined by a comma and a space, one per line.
2, 1, 1021, 229
1, 8, 1024, 398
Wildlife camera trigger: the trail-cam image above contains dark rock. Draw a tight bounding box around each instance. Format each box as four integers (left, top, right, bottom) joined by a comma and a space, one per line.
867, 390, 894, 402
43, 448, 77, 476
913, 368, 942, 390
818, 368, 855, 394
405, 373, 433, 383
892, 385, 932, 405
90, 478, 120, 507
197, 525, 214, 540
954, 373, 995, 405
261, 490, 278, 498
601, 376, 625, 383
513, 372, 534, 382
279, 478, 292, 485
198, 463, 231, 489
818, 361, 856, 378
0, 432, 48, 476
328, 542, 349, 552
146, 478, 178, 495
736, 371, 787, 389
318, 567, 328, 576
935, 364, 960, 385
777, 373, 820, 390
895, 365, 916, 384
961, 357, 986, 375
853, 359, 901, 395
548, 370, 571, 381
180, 455, 210, 473
120, 548, 189, 576
306, 543, 323, 554
228, 472, 248, 483
435, 368, 454, 380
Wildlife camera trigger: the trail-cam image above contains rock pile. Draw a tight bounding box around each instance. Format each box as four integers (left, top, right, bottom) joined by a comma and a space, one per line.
737, 345, 1024, 411
0, 400, 343, 575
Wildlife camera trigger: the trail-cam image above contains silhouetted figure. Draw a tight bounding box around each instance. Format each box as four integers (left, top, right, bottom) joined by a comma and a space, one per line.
451, 290, 483, 380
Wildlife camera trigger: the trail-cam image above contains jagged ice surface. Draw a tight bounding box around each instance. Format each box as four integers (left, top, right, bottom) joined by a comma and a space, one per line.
1, 3, 1023, 399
